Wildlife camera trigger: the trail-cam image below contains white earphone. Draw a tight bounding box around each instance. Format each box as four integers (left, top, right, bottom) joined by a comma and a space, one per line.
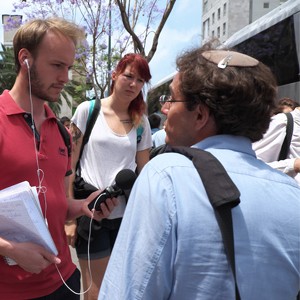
24, 58, 30, 69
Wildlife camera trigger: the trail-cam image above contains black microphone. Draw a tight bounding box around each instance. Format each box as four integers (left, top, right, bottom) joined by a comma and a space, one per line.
88, 169, 137, 211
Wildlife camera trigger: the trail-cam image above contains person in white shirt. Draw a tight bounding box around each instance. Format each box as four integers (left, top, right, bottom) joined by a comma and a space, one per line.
67, 53, 152, 300
152, 127, 166, 147
252, 106, 300, 184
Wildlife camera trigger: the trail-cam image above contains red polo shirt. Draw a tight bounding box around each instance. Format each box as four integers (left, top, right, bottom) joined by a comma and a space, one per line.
0, 90, 76, 299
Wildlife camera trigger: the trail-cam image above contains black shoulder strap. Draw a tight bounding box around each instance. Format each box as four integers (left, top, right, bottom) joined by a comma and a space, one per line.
57, 119, 71, 157
278, 112, 294, 160
155, 144, 241, 300
76, 98, 101, 171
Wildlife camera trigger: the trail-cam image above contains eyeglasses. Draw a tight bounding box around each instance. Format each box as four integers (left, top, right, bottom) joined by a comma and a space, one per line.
159, 95, 189, 106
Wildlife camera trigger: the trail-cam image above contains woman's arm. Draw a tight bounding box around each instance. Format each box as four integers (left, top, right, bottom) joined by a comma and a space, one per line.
136, 149, 150, 174
64, 122, 83, 246
69, 122, 84, 197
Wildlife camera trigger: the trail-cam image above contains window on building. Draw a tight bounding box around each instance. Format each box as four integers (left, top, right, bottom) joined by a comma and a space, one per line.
223, 23, 226, 35
223, 3, 227, 16
212, 12, 215, 24
202, 18, 210, 40
217, 26, 220, 38
263, 2, 269, 8
203, 0, 208, 13
212, 30, 215, 37
234, 17, 299, 86
218, 8, 221, 20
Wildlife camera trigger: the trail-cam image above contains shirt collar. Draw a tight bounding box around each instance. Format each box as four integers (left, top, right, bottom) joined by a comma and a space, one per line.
1, 90, 57, 121
193, 134, 255, 156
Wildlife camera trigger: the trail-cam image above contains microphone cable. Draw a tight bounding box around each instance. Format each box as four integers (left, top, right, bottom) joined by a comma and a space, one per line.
55, 196, 103, 296
26, 63, 48, 224
26, 62, 91, 295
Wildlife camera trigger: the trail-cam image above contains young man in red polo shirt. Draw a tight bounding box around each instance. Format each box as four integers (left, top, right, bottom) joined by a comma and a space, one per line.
0, 17, 117, 299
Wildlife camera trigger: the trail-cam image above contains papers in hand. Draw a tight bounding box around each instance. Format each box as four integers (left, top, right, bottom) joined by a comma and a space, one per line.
0, 181, 58, 265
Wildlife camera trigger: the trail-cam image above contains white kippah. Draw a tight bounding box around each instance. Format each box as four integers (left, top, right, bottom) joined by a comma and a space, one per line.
202, 50, 259, 69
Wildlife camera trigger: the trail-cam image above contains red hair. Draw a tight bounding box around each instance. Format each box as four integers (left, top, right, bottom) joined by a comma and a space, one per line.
110, 53, 152, 126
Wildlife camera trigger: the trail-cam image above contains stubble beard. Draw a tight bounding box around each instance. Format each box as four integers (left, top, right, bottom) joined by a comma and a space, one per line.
29, 65, 60, 103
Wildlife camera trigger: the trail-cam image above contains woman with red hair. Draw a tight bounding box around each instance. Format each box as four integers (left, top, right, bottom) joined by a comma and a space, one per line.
67, 53, 152, 299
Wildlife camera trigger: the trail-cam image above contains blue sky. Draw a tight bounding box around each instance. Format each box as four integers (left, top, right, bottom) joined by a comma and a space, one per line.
148, 1, 203, 85
0, 0, 203, 86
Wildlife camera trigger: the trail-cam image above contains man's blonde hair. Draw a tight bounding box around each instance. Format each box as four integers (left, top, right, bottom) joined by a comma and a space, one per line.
13, 17, 85, 72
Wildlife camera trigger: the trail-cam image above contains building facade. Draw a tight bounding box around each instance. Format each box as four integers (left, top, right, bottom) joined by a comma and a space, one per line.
202, 0, 289, 43
1, 15, 22, 48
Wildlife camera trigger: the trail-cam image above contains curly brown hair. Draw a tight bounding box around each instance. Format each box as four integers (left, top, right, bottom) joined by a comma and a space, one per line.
176, 42, 277, 142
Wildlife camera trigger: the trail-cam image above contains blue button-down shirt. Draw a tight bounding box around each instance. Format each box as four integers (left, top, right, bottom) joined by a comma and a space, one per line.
99, 135, 300, 300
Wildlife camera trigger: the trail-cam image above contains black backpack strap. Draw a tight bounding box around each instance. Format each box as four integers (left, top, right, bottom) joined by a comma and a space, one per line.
158, 145, 241, 300
278, 112, 294, 160
57, 119, 71, 157
76, 98, 101, 172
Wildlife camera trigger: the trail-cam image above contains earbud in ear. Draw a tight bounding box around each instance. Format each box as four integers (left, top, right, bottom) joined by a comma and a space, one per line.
24, 59, 30, 69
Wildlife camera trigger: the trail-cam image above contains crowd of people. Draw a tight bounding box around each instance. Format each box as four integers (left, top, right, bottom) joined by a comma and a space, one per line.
0, 16, 299, 300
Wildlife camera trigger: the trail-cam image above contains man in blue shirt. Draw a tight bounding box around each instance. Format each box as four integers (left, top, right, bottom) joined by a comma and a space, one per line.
98, 43, 300, 299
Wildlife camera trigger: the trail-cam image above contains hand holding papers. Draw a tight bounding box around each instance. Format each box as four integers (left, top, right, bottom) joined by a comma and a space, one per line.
0, 181, 58, 265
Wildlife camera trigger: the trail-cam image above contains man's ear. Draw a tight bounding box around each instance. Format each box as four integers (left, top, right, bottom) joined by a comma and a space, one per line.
195, 104, 210, 127
19, 48, 31, 70
194, 103, 217, 135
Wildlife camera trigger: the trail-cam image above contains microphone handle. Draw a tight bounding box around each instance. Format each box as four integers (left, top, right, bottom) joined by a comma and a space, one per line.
87, 187, 124, 211
106, 186, 123, 198
88, 193, 108, 211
